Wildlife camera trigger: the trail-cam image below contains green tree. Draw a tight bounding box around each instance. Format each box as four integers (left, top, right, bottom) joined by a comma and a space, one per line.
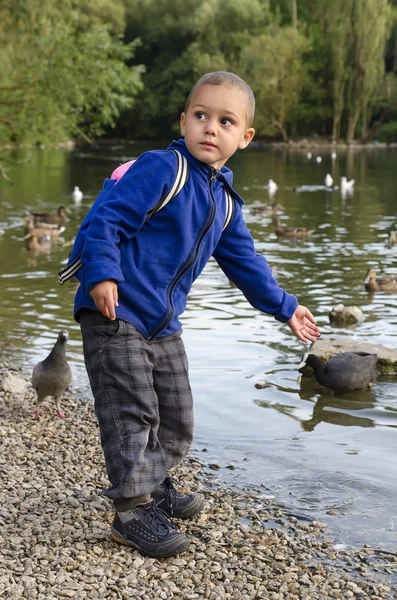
368, 72, 397, 138
0, 0, 143, 144
345, 0, 392, 142
122, 0, 271, 139
239, 26, 310, 139
322, 0, 353, 140
323, 0, 392, 142
72, 0, 126, 34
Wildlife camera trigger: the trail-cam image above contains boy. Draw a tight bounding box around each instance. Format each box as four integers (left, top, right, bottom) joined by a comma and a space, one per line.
75, 71, 319, 559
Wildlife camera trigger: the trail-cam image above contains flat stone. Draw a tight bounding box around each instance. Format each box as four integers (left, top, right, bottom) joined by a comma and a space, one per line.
1, 374, 27, 394
299, 336, 397, 375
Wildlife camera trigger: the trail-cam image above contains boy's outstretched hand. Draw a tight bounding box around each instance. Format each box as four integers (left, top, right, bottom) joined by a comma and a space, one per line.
287, 304, 320, 344
89, 280, 119, 321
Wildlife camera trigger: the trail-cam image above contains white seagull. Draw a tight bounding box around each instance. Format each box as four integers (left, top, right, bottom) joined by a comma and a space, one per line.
306, 152, 312, 160
316, 156, 322, 164
340, 177, 355, 195
331, 151, 337, 160
267, 179, 278, 198
71, 186, 83, 203
324, 174, 333, 187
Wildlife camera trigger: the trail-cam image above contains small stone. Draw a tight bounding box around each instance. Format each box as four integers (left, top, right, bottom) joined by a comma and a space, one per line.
254, 380, 271, 389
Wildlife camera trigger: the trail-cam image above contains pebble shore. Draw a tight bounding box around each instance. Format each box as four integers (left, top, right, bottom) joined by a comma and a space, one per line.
0, 362, 396, 600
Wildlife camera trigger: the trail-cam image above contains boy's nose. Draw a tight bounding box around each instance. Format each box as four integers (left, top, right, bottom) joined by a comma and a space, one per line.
204, 120, 217, 135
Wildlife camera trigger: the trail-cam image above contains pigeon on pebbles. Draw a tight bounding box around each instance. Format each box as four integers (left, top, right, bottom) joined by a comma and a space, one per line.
32, 330, 72, 418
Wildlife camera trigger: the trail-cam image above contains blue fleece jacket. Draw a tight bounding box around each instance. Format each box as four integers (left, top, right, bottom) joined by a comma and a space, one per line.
73, 139, 298, 338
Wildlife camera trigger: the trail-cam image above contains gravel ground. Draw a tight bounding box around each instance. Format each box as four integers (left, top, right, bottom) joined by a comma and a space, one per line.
0, 362, 396, 600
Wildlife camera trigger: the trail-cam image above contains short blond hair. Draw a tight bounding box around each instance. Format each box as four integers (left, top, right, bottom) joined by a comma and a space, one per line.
185, 71, 255, 127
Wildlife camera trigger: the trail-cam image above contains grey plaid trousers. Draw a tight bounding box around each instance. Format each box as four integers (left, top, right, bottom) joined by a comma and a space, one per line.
80, 310, 193, 500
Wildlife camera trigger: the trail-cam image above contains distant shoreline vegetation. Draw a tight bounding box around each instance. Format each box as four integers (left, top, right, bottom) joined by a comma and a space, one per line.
2, 138, 397, 153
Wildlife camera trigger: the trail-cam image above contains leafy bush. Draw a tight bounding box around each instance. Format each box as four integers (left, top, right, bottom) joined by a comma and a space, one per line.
378, 122, 397, 143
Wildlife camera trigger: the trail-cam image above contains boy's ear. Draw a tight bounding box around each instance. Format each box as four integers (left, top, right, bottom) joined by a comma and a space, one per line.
239, 127, 255, 150
180, 113, 186, 136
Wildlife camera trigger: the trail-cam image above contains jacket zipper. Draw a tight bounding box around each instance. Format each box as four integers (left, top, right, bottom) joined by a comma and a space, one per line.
148, 168, 218, 339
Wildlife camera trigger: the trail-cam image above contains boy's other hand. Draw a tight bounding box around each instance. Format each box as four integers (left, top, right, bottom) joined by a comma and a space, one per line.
287, 304, 320, 344
89, 280, 119, 320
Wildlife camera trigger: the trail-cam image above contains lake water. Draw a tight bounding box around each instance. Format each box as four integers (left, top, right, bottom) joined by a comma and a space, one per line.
0, 141, 396, 551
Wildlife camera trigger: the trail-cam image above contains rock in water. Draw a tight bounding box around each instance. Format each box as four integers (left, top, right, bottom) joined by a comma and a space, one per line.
329, 304, 364, 326
32, 330, 72, 418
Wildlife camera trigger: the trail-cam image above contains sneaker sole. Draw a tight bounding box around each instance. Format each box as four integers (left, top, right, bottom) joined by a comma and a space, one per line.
110, 527, 190, 558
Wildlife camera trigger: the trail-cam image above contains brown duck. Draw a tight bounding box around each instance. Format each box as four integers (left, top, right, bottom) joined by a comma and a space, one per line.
273, 218, 314, 239
364, 268, 397, 292
250, 203, 284, 216
24, 216, 65, 240
25, 233, 51, 254
388, 230, 397, 247
27, 205, 68, 225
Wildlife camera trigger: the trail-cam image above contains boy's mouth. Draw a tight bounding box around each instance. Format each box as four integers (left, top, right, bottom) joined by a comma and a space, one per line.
200, 141, 216, 148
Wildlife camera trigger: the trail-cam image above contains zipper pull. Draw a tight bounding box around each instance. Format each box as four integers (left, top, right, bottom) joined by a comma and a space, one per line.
210, 168, 218, 182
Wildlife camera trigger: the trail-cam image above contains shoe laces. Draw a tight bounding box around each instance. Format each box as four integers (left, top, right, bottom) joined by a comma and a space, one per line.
145, 499, 179, 538
161, 477, 180, 514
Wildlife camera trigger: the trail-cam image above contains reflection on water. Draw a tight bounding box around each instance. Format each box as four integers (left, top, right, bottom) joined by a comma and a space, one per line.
298, 377, 378, 431
0, 143, 397, 549
254, 376, 395, 431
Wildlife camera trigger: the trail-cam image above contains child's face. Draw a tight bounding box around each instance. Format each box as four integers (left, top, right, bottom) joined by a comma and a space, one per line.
180, 84, 255, 170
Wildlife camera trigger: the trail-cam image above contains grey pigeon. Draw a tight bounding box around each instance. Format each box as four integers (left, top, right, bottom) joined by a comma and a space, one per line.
32, 330, 72, 418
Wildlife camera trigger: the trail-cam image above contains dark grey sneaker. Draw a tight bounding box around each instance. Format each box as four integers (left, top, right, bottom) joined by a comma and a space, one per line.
110, 499, 190, 558
151, 477, 204, 520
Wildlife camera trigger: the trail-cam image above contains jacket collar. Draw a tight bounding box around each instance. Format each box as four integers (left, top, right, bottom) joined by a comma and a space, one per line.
168, 139, 244, 205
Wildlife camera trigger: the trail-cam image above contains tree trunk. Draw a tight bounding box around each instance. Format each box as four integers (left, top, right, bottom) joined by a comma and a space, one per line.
291, 0, 297, 29
274, 120, 288, 142
346, 106, 361, 143
394, 25, 397, 74
369, 107, 389, 139
332, 102, 343, 140
290, 117, 297, 139
332, 116, 340, 141
361, 101, 368, 140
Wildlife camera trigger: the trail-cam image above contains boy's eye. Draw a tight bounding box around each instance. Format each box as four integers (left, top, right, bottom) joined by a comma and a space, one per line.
220, 118, 233, 126
195, 112, 207, 121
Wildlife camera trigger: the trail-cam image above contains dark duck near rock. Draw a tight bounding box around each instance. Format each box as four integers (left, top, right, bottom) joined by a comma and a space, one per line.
31, 330, 72, 418
298, 352, 379, 393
